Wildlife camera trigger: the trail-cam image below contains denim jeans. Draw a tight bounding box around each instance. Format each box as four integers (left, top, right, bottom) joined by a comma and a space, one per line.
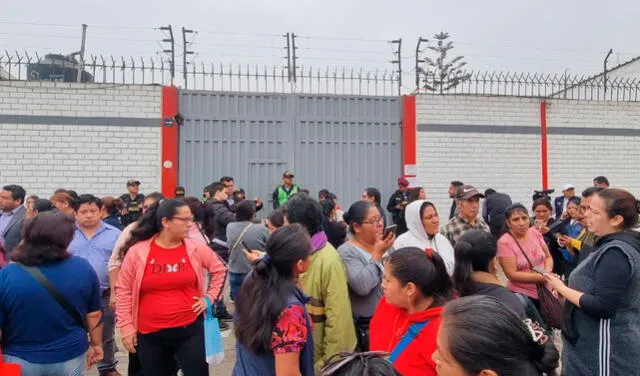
229, 272, 247, 301
3, 353, 84, 376
99, 293, 118, 373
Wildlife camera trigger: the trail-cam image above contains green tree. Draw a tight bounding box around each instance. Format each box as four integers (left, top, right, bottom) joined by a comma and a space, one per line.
423, 32, 471, 93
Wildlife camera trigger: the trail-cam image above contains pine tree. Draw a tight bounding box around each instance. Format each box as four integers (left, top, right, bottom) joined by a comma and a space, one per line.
423, 32, 470, 93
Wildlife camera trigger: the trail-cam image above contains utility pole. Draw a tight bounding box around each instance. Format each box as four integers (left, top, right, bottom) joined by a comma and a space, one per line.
160, 25, 175, 84
285, 32, 292, 82
75, 24, 87, 83
182, 27, 195, 89
391, 39, 402, 96
291, 33, 298, 83
604, 48, 613, 96
415, 37, 428, 91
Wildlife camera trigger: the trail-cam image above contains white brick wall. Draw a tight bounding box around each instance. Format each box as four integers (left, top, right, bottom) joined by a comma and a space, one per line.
547, 100, 640, 196
416, 95, 542, 216
415, 94, 640, 217
0, 81, 162, 197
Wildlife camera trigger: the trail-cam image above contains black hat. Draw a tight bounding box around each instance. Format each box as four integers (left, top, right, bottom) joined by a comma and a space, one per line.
127, 179, 141, 186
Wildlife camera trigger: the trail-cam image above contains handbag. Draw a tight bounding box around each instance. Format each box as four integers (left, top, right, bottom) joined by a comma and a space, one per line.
508, 233, 564, 329
203, 297, 225, 365
18, 263, 87, 331
0, 348, 21, 376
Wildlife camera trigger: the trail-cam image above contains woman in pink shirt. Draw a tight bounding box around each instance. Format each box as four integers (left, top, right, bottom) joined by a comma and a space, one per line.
497, 203, 553, 309
116, 199, 226, 376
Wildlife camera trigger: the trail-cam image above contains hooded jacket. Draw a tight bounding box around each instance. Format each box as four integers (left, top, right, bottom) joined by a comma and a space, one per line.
370, 298, 442, 376
393, 200, 455, 275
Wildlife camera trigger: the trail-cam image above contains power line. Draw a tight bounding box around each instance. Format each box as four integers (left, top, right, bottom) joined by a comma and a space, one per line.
0, 21, 156, 31
196, 30, 280, 38
299, 35, 389, 43
0, 31, 157, 42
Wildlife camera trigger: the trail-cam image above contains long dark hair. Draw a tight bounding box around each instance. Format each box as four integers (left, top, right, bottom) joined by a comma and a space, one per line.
442, 296, 559, 376
387, 247, 453, 306
234, 224, 311, 353
119, 199, 187, 259
453, 230, 498, 296
11, 212, 74, 266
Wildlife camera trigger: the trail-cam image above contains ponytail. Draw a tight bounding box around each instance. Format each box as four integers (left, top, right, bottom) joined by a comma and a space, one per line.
234, 224, 311, 353
452, 239, 475, 296
453, 230, 498, 297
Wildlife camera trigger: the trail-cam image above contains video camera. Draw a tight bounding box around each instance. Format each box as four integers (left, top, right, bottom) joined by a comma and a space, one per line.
532, 189, 555, 201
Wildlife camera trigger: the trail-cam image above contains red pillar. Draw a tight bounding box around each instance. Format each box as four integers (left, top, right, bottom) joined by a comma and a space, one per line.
161, 86, 179, 197
540, 101, 549, 190
402, 95, 417, 181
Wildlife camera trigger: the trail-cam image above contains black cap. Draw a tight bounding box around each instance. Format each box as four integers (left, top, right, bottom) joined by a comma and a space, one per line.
127, 179, 141, 186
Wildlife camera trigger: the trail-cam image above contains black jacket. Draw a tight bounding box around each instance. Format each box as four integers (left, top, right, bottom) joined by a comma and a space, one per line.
483, 192, 512, 237
205, 199, 236, 241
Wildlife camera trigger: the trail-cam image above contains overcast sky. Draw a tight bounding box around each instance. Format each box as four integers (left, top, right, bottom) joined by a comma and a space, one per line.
2, 0, 638, 91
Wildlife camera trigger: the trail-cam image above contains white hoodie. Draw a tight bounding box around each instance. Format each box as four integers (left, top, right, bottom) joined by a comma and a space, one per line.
393, 200, 455, 275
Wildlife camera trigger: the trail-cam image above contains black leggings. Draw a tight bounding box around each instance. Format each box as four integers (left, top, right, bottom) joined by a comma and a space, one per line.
137, 317, 208, 376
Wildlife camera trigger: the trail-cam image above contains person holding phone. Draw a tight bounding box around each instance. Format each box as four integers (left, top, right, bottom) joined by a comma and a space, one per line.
338, 201, 395, 351
498, 204, 553, 312
532, 198, 568, 276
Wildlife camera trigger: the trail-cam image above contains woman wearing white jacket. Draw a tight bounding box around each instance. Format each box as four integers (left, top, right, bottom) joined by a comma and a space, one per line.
393, 200, 455, 275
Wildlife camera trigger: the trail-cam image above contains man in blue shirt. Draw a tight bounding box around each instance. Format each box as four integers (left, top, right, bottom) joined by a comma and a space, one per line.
68, 194, 122, 376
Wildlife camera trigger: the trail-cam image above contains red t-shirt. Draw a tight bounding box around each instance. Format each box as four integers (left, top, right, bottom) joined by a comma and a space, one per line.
370, 298, 442, 376
138, 241, 200, 334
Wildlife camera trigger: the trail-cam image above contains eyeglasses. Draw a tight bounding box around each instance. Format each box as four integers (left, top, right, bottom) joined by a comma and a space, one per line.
172, 216, 195, 223
362, 217, 384, 225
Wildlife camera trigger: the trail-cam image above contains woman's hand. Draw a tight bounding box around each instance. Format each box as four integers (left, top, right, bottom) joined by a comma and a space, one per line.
122, 334, 137, 353
243, 249, 264, 263
109, 290, 117, 311
543, 272, 565, 293
86, 345, 104, 368
192, 296, 208, 316
372, 231, 395, 261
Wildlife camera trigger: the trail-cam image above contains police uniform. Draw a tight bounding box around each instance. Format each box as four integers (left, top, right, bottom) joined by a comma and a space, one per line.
120, 180, 145, 227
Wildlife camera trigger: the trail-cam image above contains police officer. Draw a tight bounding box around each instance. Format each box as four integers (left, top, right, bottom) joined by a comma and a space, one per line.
119, 179, 145, 228
272, 171, 300, 209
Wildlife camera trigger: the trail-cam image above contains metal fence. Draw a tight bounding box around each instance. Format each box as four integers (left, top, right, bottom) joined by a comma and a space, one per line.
419, 70, 640, 101
0, 50, 399, 96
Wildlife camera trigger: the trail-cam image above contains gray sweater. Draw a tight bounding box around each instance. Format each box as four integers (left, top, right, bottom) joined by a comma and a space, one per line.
337, 242, 384, 318
226, 221, 269, 274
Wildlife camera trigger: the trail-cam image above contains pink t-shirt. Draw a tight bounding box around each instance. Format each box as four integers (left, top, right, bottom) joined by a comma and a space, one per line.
497, 227, 547, 299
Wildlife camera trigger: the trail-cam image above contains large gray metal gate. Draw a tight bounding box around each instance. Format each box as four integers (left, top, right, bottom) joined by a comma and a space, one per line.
178, 91, 402, 211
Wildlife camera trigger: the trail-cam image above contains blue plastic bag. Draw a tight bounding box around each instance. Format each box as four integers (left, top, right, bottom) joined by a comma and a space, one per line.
204, 297, 225, 365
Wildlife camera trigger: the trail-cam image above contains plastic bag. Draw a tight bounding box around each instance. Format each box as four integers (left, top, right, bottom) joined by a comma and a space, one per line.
204, 299, 225, 365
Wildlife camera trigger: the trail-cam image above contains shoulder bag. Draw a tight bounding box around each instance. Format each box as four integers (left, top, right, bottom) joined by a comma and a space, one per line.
508, 233, 564, 329
18, 263, 87, 331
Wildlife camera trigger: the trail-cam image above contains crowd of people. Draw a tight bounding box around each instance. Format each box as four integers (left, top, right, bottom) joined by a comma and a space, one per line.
0, 171, 639, 376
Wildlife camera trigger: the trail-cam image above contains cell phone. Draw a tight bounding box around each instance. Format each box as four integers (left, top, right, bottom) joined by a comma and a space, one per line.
532, 266, 546, 274
384, 224, 397, 237
241, 241, 250, 251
